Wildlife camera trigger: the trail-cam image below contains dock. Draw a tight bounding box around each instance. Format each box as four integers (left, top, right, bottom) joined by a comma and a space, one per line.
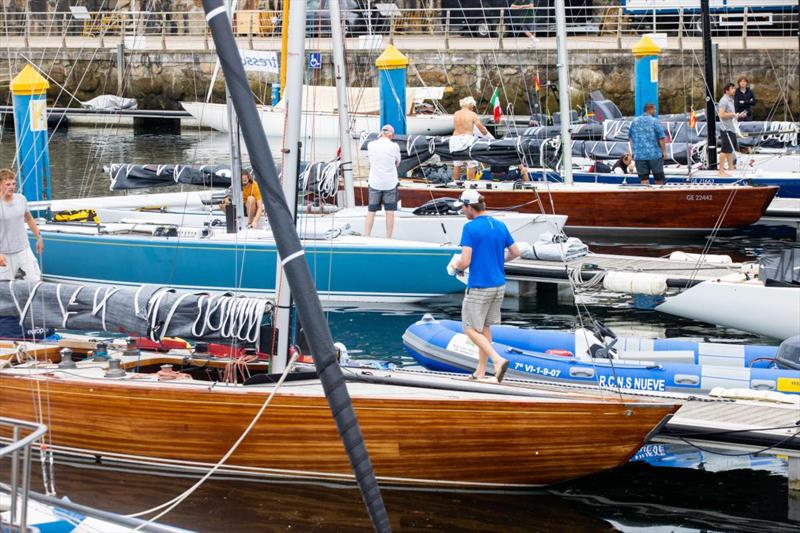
0, 105, 198, 132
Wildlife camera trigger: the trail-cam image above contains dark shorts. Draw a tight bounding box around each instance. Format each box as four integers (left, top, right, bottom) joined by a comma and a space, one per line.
720, 130, 738, 154
634, 158, 665, 183
368, 186, 398, 212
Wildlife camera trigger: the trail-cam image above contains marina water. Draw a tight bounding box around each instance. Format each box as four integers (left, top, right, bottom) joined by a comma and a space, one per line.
7, 127, 797, 531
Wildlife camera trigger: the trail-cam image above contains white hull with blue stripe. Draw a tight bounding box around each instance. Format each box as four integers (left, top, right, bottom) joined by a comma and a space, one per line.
403, 317, 800, 395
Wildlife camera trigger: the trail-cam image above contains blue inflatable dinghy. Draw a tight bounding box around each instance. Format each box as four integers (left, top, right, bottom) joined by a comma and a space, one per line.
402, 315, 800, 395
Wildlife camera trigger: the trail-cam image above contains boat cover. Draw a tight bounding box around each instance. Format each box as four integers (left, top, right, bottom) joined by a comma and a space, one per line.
520, 123, 604, 140
603, 120, 799, 148
570, 140, 696, 165
360, 133, 559, 174
0, 280, 272, 344
760, 249, 800, 286
106, 164, 233, 191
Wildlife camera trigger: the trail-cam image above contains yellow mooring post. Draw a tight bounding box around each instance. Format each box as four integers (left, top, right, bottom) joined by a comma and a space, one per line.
10, 64, 51, 201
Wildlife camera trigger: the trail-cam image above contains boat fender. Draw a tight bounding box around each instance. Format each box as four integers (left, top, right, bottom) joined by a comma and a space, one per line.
668, 251, 733, 265
603, 271, 668, 296
545, 349, 573, 357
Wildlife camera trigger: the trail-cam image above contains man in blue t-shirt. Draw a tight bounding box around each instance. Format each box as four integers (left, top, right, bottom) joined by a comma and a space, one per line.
629, 102, 667, 185
453, 189, 521, 382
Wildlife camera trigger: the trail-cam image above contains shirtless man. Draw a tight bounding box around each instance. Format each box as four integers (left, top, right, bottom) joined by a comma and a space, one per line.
450, 96, 489, 181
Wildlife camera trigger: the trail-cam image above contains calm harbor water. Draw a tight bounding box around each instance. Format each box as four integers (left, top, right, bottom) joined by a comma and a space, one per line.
7, 126, 799, 531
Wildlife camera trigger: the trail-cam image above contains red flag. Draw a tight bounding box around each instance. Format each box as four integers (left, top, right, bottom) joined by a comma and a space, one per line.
535, 74, 541, 93
688, 108, 697, 128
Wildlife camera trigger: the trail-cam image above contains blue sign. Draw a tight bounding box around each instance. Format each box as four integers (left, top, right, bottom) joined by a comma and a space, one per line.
308, 52, 321, 69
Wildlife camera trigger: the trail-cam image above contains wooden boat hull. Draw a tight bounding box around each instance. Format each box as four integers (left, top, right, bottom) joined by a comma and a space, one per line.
354, 183, 778, 234
0, 374, 676, 487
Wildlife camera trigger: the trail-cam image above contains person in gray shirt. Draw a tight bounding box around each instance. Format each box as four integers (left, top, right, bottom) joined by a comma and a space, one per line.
717, 83, 747, 177
0, 168, 44, 281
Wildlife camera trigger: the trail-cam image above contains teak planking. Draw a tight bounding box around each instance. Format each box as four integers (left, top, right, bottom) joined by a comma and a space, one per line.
353, 184, 777, 229
0, 374, 676, 487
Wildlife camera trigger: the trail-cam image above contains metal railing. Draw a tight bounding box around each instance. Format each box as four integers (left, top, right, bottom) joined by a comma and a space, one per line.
0, 417, 48, 533
0, 6, 796, 49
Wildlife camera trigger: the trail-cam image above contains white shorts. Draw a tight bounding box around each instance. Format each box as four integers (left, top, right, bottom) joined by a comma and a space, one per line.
0, 248, 41, 282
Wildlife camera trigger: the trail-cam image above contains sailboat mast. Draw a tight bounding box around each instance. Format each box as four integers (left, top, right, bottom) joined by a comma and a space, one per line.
701, 0, 718, 170
201, 2, 390, 530
554, 0, 573, 184
329, 0, 356, 208
272, 0, 307, 373
225, 0, 245, 231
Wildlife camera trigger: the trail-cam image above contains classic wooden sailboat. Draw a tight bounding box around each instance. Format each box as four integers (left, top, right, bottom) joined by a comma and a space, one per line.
353, 180, 778, 236
0, 344, 678, 488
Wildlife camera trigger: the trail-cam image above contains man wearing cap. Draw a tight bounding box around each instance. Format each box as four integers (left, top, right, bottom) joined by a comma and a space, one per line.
453, 189, 520, 382
365, 124, 402, 238
450, 96, 489, 181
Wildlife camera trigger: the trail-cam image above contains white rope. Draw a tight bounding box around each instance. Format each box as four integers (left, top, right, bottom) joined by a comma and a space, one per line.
126, 351, 300, 528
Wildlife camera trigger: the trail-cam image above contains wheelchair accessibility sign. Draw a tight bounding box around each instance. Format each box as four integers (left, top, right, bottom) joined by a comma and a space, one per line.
308, 53, 322, 69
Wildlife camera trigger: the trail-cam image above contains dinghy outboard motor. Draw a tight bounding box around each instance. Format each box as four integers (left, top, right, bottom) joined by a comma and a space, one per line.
591, 320, 618, 359
412, 198, 462, 216
775, 336, 800, 370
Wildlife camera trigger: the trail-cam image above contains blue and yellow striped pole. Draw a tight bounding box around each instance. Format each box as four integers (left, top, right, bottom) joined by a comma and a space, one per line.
11, 65, 51, 201
632, 36, 661, 116
375, 45, 408, 135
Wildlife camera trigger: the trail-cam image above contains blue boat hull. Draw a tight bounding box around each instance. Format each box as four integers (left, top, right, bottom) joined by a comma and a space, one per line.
36, 232, 465, 302
403, 319, 799, 394
530, 169, 800, 198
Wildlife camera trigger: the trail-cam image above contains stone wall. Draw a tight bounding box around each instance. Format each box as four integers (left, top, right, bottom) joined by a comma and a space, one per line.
1, 47, 796, 120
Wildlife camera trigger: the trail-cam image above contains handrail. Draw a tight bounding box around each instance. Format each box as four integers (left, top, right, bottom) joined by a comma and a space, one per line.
0, 417, 47, 458
0, 6, 795, 45
0, 417, 47, 533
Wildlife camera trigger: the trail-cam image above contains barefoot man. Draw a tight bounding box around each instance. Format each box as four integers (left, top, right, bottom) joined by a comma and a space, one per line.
451, 97, 489, 181
452, 189, 520, 383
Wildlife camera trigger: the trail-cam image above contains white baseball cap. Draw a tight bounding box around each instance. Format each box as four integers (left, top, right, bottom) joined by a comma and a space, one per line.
454, 189, 483, 208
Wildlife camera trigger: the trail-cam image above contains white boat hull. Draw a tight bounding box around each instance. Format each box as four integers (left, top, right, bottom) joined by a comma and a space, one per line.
94, 205, 567, 246
657, 280, 800, 340
181, 101, 454, 138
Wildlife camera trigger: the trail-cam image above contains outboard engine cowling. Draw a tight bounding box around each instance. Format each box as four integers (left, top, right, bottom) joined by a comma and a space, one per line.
776, 336, 800, 370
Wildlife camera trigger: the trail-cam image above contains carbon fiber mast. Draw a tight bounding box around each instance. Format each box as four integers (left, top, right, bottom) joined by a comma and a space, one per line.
701, 0, 718, 170
201, 2, 391, 530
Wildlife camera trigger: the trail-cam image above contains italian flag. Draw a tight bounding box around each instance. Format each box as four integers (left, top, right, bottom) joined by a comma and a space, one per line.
490, 88, 502, 123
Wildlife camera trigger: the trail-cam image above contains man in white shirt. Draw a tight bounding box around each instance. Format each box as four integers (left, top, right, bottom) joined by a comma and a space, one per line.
365, 124, 401, 238
717, 82, 746, 177
0, 168, 44, 281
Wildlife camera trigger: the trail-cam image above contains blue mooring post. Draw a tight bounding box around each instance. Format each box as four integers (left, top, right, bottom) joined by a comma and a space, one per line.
10, 65, 51, 201
375, 45, 408, 134
632, 36, 661, 116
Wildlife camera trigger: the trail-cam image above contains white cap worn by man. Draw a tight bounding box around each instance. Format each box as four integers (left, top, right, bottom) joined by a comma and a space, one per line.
365, 124, 402, 238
